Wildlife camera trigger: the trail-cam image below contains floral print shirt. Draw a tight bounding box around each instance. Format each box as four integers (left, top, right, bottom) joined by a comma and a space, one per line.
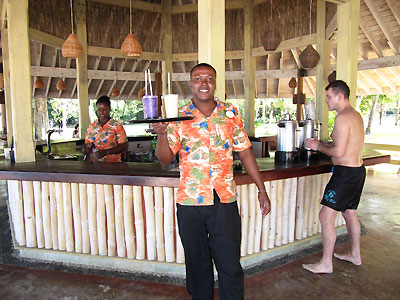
85, 118, 128, 162
167, 98, 251, 205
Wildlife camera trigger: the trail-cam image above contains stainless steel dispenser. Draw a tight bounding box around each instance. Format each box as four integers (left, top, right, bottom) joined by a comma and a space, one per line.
298, 116, 321, 159
275, 113, 299, 162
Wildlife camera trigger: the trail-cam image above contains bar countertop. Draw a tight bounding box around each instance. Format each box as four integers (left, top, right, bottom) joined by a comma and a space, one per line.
0, 148, 390, 187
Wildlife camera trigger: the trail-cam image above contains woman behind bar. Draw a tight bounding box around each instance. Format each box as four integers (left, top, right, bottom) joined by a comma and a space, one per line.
84, 95, 128, 162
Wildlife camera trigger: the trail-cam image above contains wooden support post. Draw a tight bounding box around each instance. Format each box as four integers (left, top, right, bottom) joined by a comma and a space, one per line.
162, 0, 173, 98
293, 69, 306, 122
198, 0, 225, 101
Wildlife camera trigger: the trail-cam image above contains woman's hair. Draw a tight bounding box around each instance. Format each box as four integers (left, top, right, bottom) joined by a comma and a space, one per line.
96, 95, 111, 108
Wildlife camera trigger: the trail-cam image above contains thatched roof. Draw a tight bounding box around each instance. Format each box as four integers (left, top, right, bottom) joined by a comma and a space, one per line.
16, 0, 400, 100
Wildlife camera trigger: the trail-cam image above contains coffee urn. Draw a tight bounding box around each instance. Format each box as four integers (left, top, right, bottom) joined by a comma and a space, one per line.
298, 116, 321, 159
275, 114, 299, 162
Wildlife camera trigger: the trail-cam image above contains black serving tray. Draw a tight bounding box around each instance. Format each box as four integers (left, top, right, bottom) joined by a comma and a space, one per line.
129, 116, 195, 124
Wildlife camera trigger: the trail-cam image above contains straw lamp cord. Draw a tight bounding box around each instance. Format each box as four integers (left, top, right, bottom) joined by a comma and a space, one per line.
70, 0, 75, 34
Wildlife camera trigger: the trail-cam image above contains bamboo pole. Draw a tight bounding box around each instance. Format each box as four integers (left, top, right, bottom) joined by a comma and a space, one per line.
96, 184, 107, 256
302, 176, 311, 238
275, 180, 284, 246
288, 177, 297, 243
104, 184, 116, 256
163, 187, 175, 262
240, 184, 249, 256
33, 181, 44, 248
7, 180, 26, 246
123, 185, 136, 259
114, 185, 126, 257
144, 186, 156, 260
71, 183, 82, 253
62, 183, 74, 252
252, 183, 262, 253
174, 187, 185, 263
22, 181, 37, 247
87, 184, 98, 255
49, 182, 58, 250
268, 180, 277, 249
154, 186, 165, 261
41, 181, 52, 249
133, 186, 145, 260
295, 176, 305, 240
261, 181, 270, 250
79, 183, 90, 254
247, 184, 256, 255
55, 182, 66, 250
282, 179, 291, 245
308, 176, 317, 237
313, 175, 322, 234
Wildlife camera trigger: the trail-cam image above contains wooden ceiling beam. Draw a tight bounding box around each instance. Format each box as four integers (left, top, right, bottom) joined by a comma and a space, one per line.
107, 58, 127, 97
84, 56, 102, 98
229, 59, 239, 99
127, 60, 151, 100
359, 15, 383, 58
386, 0, 400, 26
88, 0, 162, 13
118, 60, 139, 99
373, 69, 397, 94
291, 48, 316, 98
359, 71, 383, 94
32, 42, 42, 98
364, 0, 399, 55
58, 58, 71, 98
45, 48, 58, 98
95, 57, 113, 99
389, 67, 400, 82
357, 77, 371, 95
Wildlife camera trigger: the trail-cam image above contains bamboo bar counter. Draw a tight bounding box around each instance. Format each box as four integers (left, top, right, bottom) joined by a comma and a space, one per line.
0, 149, 390, 277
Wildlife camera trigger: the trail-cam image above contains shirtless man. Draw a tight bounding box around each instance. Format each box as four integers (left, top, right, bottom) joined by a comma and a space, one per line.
303, 80, 365, 274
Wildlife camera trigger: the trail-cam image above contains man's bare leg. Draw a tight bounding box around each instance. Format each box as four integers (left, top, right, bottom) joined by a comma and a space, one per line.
334, 209, 362, 265
303, 206, 337, 274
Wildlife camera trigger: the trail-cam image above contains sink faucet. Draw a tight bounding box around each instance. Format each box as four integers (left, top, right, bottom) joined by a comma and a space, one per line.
46, 129, 55, 155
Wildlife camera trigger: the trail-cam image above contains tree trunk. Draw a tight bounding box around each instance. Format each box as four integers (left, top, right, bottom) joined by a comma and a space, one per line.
365, 94, 379, 135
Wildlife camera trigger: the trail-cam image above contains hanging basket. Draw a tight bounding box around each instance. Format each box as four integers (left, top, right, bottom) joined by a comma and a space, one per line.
112, 86, 120, 97
34, 76, 44, 89
299, 45, 320, 69
288, 77, 297, 88
138, 88, 145, 98
262, 22, 282, 52
328, 71, 336, 83
62, 33, 83, 59
121, 33, 142, 57
56, 78, 67, 91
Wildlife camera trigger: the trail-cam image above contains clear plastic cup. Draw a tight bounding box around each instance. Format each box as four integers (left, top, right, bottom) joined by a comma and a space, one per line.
162, 94, 179, 118
142, 95, 159, 119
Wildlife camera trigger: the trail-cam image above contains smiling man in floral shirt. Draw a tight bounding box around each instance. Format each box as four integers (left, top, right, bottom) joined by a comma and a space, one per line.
153, 63, 270, 300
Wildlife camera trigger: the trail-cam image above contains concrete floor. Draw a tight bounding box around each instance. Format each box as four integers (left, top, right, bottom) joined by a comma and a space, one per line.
0, 165, 399, 300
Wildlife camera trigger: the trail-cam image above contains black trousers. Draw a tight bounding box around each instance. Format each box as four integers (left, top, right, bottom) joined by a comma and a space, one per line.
177, 191, 244, 300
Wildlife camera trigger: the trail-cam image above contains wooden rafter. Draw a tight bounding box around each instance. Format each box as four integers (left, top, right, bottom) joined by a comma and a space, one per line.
291, 48, 316, 98
118, 60, 139, 99
32, 42, 42, 98
229, 59, 238, 99
45, 48, 58, 98
359, 15, 383, 58
359, 71, 382, 94
373, 69, 397, 94
389, 67, 400, 82
128, 60, 151, 99
107, 58, 127, 97
364, 0, 399, 55
357, 77, 371, 94
95, 57, 113, 99
58, 58, 71, 98
386, 0, 400, 26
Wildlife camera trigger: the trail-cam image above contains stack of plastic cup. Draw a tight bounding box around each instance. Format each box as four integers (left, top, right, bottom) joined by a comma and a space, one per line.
142, 95, 159, 119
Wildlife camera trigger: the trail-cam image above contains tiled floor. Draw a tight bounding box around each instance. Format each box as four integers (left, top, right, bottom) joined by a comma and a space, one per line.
0, 165, 399, 300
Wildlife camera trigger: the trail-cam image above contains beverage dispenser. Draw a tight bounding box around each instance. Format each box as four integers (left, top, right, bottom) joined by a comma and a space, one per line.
275, 114, 299, 162
298, 116, 321, 159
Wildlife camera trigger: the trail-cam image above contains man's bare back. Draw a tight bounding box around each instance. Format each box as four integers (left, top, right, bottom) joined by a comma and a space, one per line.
331, 106, 364, 167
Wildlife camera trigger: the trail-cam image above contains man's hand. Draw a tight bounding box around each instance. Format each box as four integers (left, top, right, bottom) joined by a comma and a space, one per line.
258, 191, 271, 217
306, 138, 319, 151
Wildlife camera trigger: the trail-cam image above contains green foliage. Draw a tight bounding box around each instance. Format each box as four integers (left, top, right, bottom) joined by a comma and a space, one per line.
47, 98, 79, 127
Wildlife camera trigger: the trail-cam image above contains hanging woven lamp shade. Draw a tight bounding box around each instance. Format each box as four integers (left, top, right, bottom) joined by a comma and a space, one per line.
138, 88, 145, 98
288, 77, 297, 88
112, 86, 120, 97
328, 70, 336, 83
34, 76, 44, 89
262, 22, 282, 52
299, 45, 320, 69
62, 33, 83, 59
121, 33, 142, 57
56, 78, 67, 91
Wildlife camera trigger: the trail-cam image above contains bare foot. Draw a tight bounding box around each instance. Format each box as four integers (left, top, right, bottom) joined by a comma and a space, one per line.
334, 253, 362, 266
302, 262, 333, 274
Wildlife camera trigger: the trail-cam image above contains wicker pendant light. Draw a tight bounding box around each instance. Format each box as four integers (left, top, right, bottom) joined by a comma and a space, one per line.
328, 70, 336, 83
262, 0, 281, 52
138, 88, 145, 98
34, 76, 44, 89
299, 1, 320, 69
56, 78, 67, 91
288, 77, 297, 88
299, 45, 320, 69
112, 86, 120, 97
121, 0, 142, 57
62, 0, 83, 59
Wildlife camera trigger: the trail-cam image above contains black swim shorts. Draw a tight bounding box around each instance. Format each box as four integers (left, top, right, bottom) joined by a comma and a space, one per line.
321, 165, 366, 212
